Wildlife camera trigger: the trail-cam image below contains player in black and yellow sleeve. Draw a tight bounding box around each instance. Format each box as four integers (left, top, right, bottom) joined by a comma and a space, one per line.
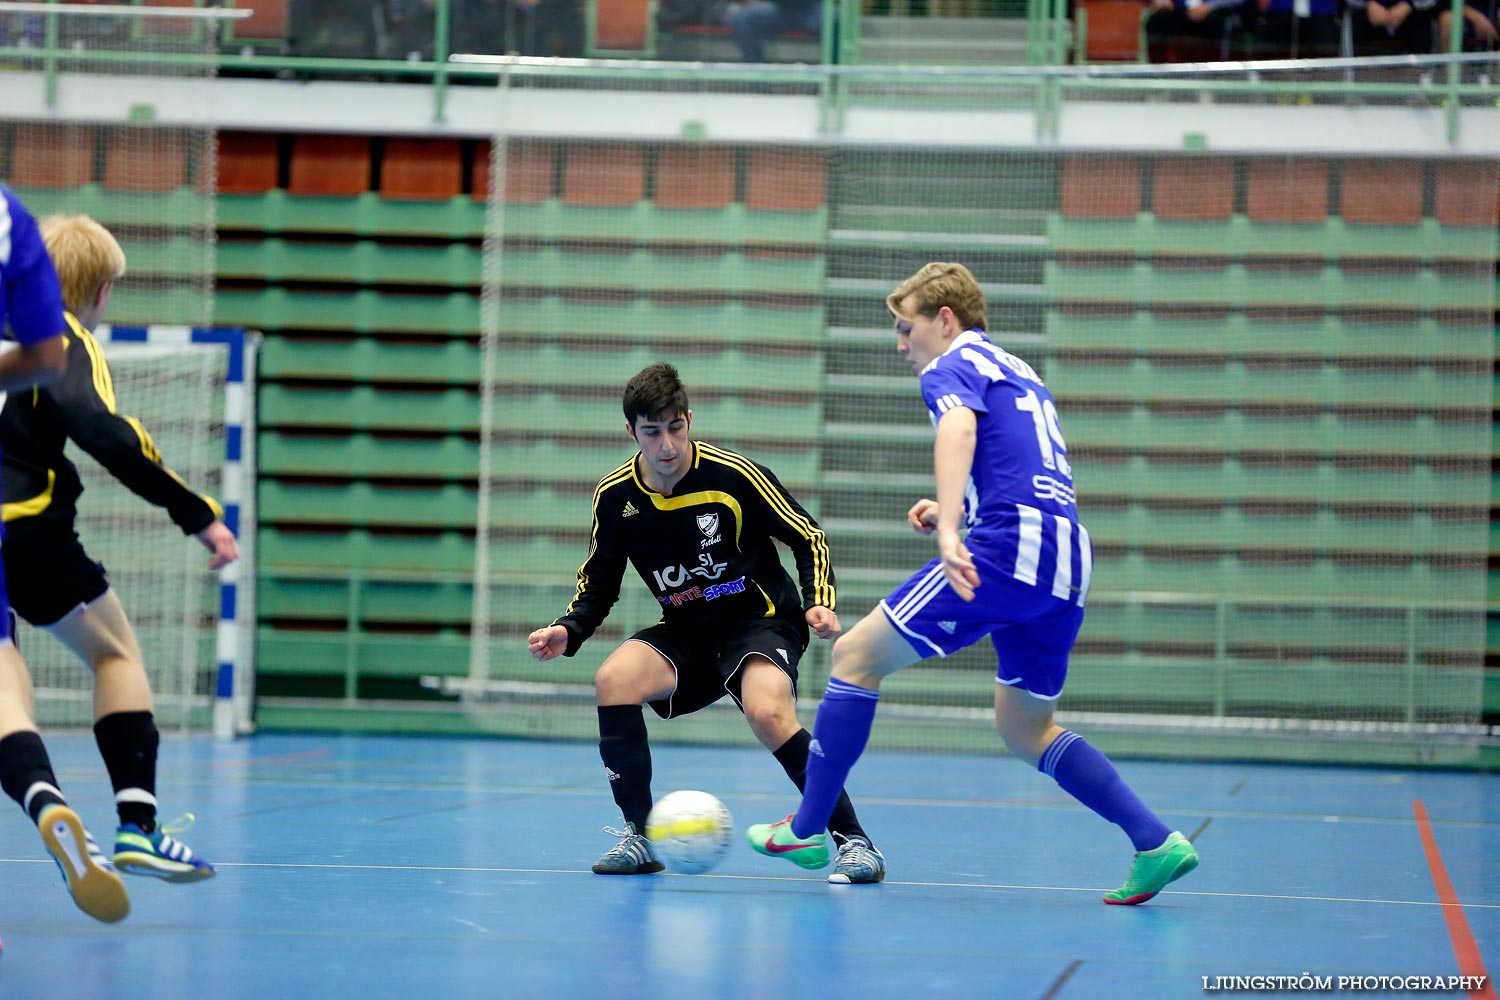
528, 363, 884, 883
0, 215, 234, 885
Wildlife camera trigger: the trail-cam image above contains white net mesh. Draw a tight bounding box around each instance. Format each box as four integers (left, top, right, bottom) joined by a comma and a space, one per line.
456, 57, 1497, 765
24, 340, 226, 731
0, 2, 229, 731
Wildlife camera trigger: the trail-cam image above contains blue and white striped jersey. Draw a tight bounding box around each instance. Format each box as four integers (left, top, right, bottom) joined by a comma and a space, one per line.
920, 329, 1091, 605
0, 184, 66, 348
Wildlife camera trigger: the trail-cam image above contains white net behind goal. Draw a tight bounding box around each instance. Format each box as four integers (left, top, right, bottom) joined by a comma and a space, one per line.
23, 340, 227, 732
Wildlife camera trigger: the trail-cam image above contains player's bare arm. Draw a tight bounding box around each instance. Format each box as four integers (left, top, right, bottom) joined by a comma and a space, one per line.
0, 334, 66, 392
933, 407, 980, 601
528, 624, 569, 661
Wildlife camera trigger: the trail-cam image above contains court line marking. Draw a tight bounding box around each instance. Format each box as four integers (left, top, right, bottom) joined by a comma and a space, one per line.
1412, 799, 1496, 999
5, 857, 1495, 908
1038, 959, 1084, 1000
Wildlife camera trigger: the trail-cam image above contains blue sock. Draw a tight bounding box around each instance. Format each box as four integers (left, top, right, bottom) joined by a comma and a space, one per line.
1039, 731, 1172, 852
791, 678, 879, 839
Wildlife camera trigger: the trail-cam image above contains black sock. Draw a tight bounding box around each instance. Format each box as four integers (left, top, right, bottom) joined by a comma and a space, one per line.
773, 728, 869, 846
94, 711, 159, 833
598, 705, 653, 832
0, 730, 67, 824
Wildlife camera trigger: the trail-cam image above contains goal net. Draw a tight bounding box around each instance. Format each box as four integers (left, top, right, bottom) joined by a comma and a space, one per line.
459, 58, 1495, 765
0, 3, 249, 734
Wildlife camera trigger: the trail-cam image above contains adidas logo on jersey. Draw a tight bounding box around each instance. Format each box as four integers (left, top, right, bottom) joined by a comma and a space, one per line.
938, 621, 957, 634
621, 502, 639, 518
605, 766, 621, 781
808, 739, 825, 758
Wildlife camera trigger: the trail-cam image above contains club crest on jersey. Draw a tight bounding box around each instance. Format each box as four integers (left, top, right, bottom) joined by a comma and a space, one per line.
697, 512, 719, 536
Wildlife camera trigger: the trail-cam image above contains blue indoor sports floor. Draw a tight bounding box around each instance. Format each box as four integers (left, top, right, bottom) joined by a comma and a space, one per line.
1, 732, 1495, 1000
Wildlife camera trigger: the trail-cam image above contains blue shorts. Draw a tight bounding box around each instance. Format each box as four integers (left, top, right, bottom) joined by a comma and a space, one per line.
879, 546, 1085, 700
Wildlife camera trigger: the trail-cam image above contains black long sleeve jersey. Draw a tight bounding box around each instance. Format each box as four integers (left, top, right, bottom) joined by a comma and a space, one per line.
553, 441, 835, 657
0, 312, 222, 533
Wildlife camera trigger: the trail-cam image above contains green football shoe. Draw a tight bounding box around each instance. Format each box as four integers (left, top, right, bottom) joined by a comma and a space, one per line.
746, 814, 830, 870
1103, 831, 1199, 905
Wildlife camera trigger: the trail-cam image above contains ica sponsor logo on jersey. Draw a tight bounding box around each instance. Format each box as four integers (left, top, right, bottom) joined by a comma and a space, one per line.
652, 552, 729, 590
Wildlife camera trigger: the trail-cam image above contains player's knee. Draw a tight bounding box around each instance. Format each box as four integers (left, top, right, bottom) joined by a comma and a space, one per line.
594, 656, 657, 705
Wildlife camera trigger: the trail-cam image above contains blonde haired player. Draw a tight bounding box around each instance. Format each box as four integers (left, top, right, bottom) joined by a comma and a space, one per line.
0, 186, 129, 922
0, 214, 235, 883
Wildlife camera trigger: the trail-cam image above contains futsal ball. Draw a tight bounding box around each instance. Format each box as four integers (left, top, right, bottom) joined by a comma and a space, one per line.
645, 789, 734, 875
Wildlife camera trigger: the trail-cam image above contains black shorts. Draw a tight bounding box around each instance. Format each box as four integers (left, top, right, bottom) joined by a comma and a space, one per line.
1, 519, 109, 627
630, 616, 807, 720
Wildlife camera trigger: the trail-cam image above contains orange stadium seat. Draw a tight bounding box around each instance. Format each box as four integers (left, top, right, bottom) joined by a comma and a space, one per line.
9, 124, 96, 190
562, 143, 645, 207
1152, 157, 1234, 221
217, 131, 280, 195
472, 141, 557, 203
1060, 156, 1142, 218
232, 0, 289, 41
103, 128, 188, 192
745, 149, 825, 212
1246, 158, 1329, 223
1077, 0, 1147, 61
380, 138, 463, 201
654, 146, 736, 210
287, 135, 372, 197
1433, 161, 1500, 227
1340, 160, 1422, 225
594, 0, 651, 50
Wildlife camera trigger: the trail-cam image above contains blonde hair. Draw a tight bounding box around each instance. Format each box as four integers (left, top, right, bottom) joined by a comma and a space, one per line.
885, 261, 987, 333
39, 215, 126, 314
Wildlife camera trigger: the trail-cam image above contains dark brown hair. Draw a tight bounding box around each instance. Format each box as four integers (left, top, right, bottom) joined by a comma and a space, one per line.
622, 362, 690, 427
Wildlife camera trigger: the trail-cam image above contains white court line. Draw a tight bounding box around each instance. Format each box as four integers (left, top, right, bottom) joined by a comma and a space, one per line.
4, 857, 1494, 908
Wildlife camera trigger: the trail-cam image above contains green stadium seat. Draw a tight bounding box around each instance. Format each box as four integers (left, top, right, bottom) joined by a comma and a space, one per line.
217, 238, 480, 287
260, 336, 476, 383
260, 432, 477, 480
260, 383, 477, 432
260, 481, 478, 528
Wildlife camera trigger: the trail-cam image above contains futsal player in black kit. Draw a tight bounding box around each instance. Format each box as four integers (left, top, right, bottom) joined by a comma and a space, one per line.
527, 363, 885, 884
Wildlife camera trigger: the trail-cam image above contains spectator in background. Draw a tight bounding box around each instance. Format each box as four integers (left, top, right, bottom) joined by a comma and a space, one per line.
1251, 0, 1342, 58
1145, 0, 1247, 62
1350, 0, 1437, 55
1436, 0, 1498, 50
724, 0, 822, 62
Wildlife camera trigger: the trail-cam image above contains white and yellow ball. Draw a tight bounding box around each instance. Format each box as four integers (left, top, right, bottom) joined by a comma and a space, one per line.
645, 790, 734, 875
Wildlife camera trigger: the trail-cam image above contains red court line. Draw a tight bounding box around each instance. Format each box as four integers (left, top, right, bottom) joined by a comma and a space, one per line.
1412, 799, 1495, 1000
210, 748, 333, 771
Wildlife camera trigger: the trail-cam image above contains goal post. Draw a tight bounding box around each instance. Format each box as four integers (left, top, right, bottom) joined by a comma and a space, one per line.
19, 324, 259, 740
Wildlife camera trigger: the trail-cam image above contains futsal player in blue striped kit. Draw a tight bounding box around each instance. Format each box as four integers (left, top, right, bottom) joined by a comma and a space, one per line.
748, 262, 1199, 904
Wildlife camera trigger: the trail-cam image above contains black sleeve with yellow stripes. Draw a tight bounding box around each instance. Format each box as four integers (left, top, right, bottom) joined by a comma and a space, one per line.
552, 479, 629, 657
50, 322, 222, 535
738, 456, 836, 613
